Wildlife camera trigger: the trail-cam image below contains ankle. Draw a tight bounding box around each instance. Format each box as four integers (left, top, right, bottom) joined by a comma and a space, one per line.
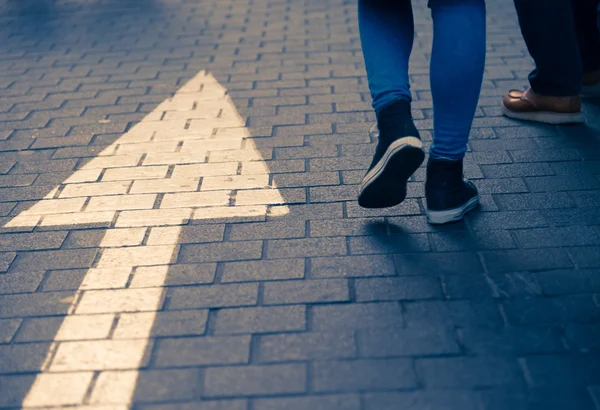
376, 100, 418, 139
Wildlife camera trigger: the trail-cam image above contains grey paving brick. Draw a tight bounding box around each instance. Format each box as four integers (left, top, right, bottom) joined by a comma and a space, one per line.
349, 234, 430, 254
358, 325, 459, 358
258, 331, 355, 362
266, 237, 346, 259
0, 270, 44, 294
133, 369, 202, 403
0, 318, 21, 343
310, 254, 396, 278
542, 207, 600, 227
488, 272, 543, 297
459, 326, 566, 355
482, 248, 573, 273
522, 354, 600, 386
229, 220, 305, 241
0, 374, 36, 407
495, 192, 575, 210
311, 359, 416, 392
204, 364, 306, 397
514, 227, 600, 248
534, 269, 600, 295
526, 175, 600, 192
221, 259, 304, 283
473, 178, 529, 194
273, 171, 339, 188
430, 229, 515, 252
416, 357, 524, 388
363, 391, 481, 410
155, 336, 250, 367
355, 276, 442, 302
168, 284, 258, 310
502, 295, 600, 325
441, 274, 495, 299
11, 248, 98, 271
253, 395, 360, 410
404, 300, 504, 327
311, 302, 403, 330
565, 324, 600, 352
178, 241, 263, 263
0, 291, 74, 318
481, 163, 555, 178
263, 279, 349, 305
510, 148, 581, 162
478, 386, 597, 410
309, 218, 385, 237
469, 210, 547, 230
0, 342, 51, 374
267, 203, 343, 221
394, 252, 484, 275
214, 305, 306, 335
136, 401, 247, 410
569, 246, 600, 268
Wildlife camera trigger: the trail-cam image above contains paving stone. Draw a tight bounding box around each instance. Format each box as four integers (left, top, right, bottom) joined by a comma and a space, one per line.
404, 300, 504, 328
564, 324, 600, 352
132, 263, 216, 288
214, 305, 306, 335
478, 386, 597, 410
115, 310, 208, 339
266, 237, 347, 259
311, 302, 403, 330
178, 241, 263, 263
502, 295, 600, 325
155, 336, 250, 367
0, 291, 74, 318
132, 369, 202, 403
11, 249, 98, 271
229, 220, 305, 241
0, 318, 21, 343
394, 252, 484, 275
253, 395, 360, 410
416, 357, 525, 388
354, 276, 442, 302
363, 391, 481, 410
349, 234, 431, 254
204, 364, 306, 397
0, 343, 52, 373
167, 283, 258, 309
458, 326, 566, 356
522, 354, 600, 386
311, 359, 416, 392
137, 401, 247, 410
468, 210, 547, 230
262, 279, 349, 305
0, 374, 37, 407
258, 331, 356, 363
534, 269, 600, 295
310, 254, 396, 278
482, 248, 573, 273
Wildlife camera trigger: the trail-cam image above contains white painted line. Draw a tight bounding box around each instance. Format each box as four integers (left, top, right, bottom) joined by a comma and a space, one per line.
6, 70, 289, 408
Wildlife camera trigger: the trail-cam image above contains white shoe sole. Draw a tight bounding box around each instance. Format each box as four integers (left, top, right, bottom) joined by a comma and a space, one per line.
427, 195, 480, 225
501, 102, 585, 125
360, 136, 423, 191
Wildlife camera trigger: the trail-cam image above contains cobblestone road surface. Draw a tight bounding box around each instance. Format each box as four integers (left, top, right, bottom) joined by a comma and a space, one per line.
0, 0, 599, 409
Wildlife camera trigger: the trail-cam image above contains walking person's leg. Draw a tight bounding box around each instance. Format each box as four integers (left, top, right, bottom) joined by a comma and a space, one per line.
425, 0, 486, 224
502, 0, 584, 123
357, 0, 426, 209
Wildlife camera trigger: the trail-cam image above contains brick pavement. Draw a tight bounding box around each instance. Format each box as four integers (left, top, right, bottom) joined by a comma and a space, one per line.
0, 0, 599, 409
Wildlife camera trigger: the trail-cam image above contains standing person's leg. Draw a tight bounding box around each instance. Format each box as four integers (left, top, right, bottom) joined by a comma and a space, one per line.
425, 0, 486, 224
572, 0, 600, 94
502, 0, 584, 124
357, 0, 426, 209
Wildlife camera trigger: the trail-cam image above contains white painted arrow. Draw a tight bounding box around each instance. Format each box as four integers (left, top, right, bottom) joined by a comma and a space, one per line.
5, 70, 289, 408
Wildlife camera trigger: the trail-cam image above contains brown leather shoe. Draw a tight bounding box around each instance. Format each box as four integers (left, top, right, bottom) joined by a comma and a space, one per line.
501, 89, 584, 124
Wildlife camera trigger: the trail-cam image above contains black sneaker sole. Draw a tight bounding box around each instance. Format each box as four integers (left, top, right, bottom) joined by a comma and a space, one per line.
358, 137, 425, 209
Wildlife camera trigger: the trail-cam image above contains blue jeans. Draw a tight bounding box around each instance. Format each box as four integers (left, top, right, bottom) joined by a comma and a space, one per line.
358, 0, 486, 160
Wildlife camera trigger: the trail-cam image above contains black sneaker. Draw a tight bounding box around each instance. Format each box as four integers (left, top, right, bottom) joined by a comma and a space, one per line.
425, 158, 479, 224
358, 100, 425, 209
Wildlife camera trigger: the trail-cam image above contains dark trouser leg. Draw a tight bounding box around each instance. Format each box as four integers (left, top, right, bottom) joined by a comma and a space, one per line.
513, 0, 582, 96
572, 0, 600, 73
